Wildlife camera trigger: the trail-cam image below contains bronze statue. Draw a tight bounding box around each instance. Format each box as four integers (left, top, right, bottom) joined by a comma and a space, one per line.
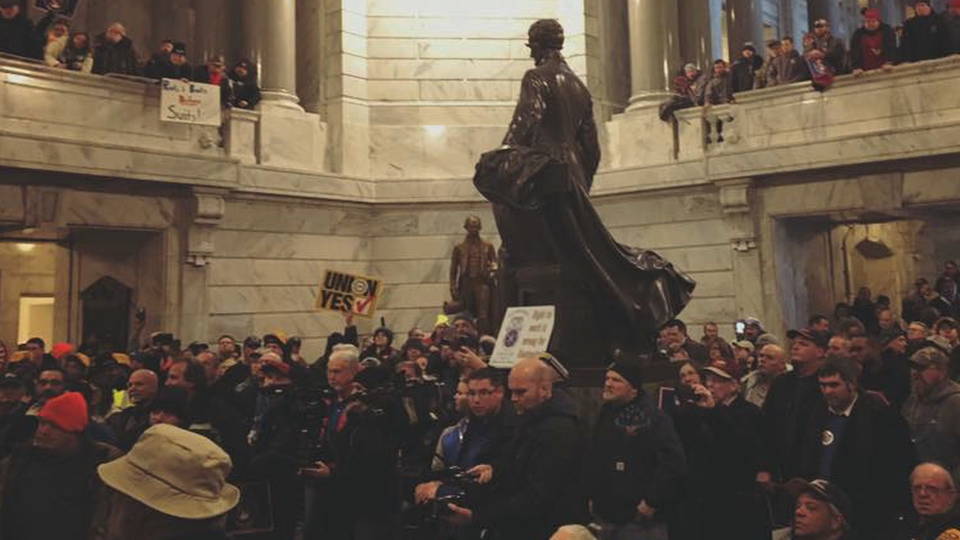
473, 19, 696, 365
449, 216, 498, 334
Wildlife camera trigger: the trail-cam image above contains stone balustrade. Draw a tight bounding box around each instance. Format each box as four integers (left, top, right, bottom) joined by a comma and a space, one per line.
3, 53, 960, 203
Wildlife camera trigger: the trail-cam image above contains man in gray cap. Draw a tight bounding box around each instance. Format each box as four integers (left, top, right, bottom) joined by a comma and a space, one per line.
902, 346, 960, 484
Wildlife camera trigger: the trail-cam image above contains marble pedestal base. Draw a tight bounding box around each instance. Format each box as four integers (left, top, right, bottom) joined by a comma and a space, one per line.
257, 106, 328, 171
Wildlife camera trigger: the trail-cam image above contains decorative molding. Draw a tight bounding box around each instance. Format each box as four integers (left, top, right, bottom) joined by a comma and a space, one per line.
716, 178, 754, 215
186, 189, 227, 267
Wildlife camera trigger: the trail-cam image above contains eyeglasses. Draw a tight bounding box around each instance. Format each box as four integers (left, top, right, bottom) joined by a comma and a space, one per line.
912, 484, 955, 496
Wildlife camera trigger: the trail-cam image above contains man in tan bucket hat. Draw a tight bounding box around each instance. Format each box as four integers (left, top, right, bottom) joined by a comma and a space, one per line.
94, 423, 240, 539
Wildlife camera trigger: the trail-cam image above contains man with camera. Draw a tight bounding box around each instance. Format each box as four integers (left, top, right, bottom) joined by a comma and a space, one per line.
414, 368, 510, 538
585, 361, 686, 540
445, 356, 586, 540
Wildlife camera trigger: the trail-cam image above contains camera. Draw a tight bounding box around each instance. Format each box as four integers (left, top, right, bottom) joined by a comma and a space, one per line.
676, 384, 705, 405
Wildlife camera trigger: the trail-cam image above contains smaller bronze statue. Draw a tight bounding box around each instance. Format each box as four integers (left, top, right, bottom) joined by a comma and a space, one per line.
449, 216, 498, 335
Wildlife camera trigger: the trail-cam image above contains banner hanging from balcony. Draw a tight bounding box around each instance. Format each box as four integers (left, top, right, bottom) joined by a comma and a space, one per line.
316, 270, 383, 318
160, 79, 222, 127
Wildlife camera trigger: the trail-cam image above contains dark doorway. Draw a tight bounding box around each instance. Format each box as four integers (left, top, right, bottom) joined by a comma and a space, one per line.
80, 276, 131, 355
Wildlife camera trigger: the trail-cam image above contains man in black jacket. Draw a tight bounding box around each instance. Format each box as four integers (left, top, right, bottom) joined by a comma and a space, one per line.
678, 365, 769, 539
902, 1, 947, 62
800, 357, 916, 540
730, 44, 763, 93
447, 356, 586, 540
0, 0, 41, 58
92, 22, 140, 76
105, 369, 158, 450
812, 19, 849, 73
586, 361, 686, 539
850, 9, 899, 73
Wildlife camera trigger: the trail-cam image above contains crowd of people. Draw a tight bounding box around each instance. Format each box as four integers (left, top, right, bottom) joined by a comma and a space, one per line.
0, 0, 260, 109
660, 1, 960, 121
0, 256, 959, 540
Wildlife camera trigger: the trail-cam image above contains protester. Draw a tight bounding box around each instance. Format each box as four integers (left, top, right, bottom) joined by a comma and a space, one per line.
96, 424, 239, 539
446, 356, 586, 539
730, 44, 763, 93
0, 392, 120, 538
92, 22, 139, 76
60, 31, 93, 72
791, 479, 854, 540
902, 346, 960, 483
0, 0, 41, 59
658, 63, 704, 121
907, 462, 960, 539
742, 344, 790, 408
943, 0, 960, 55
769, 36, 811, 86
902, 0, 947, 62
702, 59, 732, 105
811, 19, 849, 74
850, 9, 898, 74
42, 15, 69, 68
106, 369, 158, 450
585, 361, 686, 539
227, 58, 262, 109
143, 39, 173, 79
800, 357, 915, 539
661, 319, 709, 366
754, 39, 783, 89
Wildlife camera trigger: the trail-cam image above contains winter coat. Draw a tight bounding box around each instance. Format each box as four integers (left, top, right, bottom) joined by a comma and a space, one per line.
702, 72, 732, 105
0, 13, 40, 59
473, 393, 587, 540
850, 23, 900, 70
92, 34, 140, 76
800, 393, 916, 540
814, 33, 849, 73
902, 379, 960, 482
901, 507, 960, 540
585, 395, 686, 525
943, 11, 960, 55
0, 439, 121, 539
105, 402, 151, 451
671, 396, 770, 539
768, 49, 811, 86
761, 371, 823, 481
861, 350, 911, 411
192, 65, 231, 106
226, 73, 261, 109
902, 13, 948, 62
43, 33, 67, 67
730, 55, 764, 93
61, 42, 93, 73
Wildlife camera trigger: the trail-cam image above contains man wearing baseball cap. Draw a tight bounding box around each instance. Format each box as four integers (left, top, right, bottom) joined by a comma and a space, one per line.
903, 346, 960, 483
0, 392, 120, 538
760, 327, 831, 491
585, 361, 686, 539
791, 479, 854, 539
680, 365, 769, 537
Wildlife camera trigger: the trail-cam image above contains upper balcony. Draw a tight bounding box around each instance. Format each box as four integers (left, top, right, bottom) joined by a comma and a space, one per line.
599, 55, 960, 195
3, 52, 960, 203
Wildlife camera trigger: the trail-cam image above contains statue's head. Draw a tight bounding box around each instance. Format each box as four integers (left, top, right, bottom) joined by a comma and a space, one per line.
527, 19, 564, 61
464, 216, 482, 235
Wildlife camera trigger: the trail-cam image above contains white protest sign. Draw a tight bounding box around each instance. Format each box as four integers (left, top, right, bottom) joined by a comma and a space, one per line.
160, 78, 221, 126
489, 305, 556, 369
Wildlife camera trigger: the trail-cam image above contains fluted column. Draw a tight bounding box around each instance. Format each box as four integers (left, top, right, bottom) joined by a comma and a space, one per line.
626, 0, 681, 110
239, 0, 301, 110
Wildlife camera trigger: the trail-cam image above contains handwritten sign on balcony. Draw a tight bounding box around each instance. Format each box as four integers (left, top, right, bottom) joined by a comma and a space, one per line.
160, 79, 221, 126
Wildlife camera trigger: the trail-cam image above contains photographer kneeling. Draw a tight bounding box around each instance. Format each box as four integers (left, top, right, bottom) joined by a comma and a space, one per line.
444, 357, 586, 540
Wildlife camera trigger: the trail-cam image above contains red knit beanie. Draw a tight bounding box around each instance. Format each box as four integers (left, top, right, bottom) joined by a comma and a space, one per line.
864, 8, 881, 21
39, 392, 88, 433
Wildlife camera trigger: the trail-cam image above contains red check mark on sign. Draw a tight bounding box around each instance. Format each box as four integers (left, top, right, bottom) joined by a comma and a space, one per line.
355, 296, 375, 315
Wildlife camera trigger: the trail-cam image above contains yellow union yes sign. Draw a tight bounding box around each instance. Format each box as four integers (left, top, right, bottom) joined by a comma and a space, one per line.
316, 270, 382, 318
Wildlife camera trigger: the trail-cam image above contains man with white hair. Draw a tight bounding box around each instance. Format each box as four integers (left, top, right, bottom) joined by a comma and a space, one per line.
909, 462, 960, 539
92, 21, 139, 75
446, 355, 586, 539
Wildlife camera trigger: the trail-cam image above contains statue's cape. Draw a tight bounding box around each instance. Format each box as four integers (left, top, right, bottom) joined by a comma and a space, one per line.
474, 145, 697, 340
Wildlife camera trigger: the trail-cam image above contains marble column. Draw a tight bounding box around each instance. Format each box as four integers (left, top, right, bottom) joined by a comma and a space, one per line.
678, 0, 714, 71
192, 0, 228, 63
626, 0, 681, 110
726, 0, 764, 60
239, 0, 302, 110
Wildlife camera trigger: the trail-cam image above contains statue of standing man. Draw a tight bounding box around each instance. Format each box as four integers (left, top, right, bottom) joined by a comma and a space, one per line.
449, 216, 498, 335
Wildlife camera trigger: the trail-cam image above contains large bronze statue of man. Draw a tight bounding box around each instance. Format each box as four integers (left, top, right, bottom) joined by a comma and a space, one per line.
474, 19, 696, 365
449, 216, 498, 334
